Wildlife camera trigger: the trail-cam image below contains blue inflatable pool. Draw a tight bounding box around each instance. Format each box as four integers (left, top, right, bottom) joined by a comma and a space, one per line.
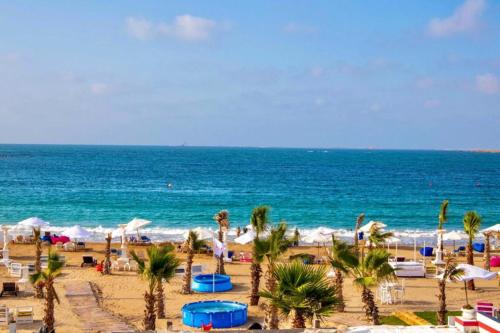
182, 300, 248, 328
192, 274, 232, 292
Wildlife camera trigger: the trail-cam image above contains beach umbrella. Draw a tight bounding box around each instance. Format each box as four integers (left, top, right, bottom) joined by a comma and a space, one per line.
234, 230, 256, 245
125, 218, 151, 239
302, 229, 333, 257
63, 225, 91, 239
443, 231, 464, 250
183, 227, 213, 241
17, 217, 49, 229
359, 220, 387, 233
481, 223, 500, 233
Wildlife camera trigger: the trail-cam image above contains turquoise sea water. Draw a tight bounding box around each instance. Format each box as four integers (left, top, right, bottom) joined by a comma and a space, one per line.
0, 145, 498, 239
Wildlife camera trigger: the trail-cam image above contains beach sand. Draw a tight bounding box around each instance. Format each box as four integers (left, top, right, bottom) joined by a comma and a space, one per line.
0, 242, 498, 332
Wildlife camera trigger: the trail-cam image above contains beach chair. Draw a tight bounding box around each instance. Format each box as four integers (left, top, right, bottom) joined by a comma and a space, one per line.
378, 284, 393, 304
0, 305, 8, 325
454, 246, 466, 256
112, 258, 129, 271
81, 256, 97, 267
0, 282, 18, 297
473, 242, 485, 253
76, 241, 86, 250
239, 252, 252, 263
476, 301, 494, 316
8, 263, 22, 278
419, 247, 434, 257
64, 242, 75, 251
393, 279, 405, 304
15, 306, 33, 324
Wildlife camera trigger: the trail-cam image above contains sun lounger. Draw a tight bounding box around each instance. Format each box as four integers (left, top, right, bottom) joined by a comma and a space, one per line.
0, 305, 7, 325
0, 282, 18, 297
473, 242, 485, 253
9, 263, 22, 278
419, 247, 434, 257
389, 261, 425, 277
15, 306, 33, 324
175, 264, 204, 276
81, 256, 97, 267
476, 301, 494, 316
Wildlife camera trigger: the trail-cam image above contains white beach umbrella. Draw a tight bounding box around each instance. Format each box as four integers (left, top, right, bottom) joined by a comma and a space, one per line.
125, 218, 151, 239
359, 220, 387, 233
183, 227, 213, 240
234, 230, 256, 245
63, 225, 91, 240
481, 223, 500, 234
443, 231, 464, 250
302, 229, 334, 257
455, 263, 498, 281
18, 217, 49, 229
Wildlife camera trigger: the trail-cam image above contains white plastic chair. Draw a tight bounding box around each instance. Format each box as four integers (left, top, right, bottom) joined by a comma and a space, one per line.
9, 263, 22, 278
15, 306, 33, 324
393, 279, 405, 304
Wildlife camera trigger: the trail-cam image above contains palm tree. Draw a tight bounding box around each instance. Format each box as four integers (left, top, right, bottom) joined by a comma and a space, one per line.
331, 248, 395, 324
463, 211, 481, 290
253, 222, 291, 329
438, 200, 449, 252
260, 261, 338, 328
249, 205, 270, 306
213, 210, 229, 275
30, 251, 64, 333
103, 232, 112, 275
131, 245, 180, 329
33, 227, 44, 298
328, 235, 352, 312
367, 225, 393, 251
483, 231, 492, 271
181, 230, 206, 294
353, 213, 365, 258
437, 257, 463, 325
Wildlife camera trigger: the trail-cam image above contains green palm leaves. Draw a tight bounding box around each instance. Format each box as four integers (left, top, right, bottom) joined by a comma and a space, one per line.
438, 200, 449, 230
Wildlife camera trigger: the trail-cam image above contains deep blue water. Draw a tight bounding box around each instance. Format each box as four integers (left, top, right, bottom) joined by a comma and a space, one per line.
0, 145, 498, 233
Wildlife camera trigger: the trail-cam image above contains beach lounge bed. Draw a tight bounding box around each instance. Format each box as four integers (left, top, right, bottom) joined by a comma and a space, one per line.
0, 282, 18, 297
0, 305, 8, 325
81, 256, 97, 267
15, 306, 33, 324
419, 247, 434, 257
389, 261, 425, 277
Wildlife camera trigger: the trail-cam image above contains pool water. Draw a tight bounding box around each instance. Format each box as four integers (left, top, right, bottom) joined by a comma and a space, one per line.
192, 274, 233, 292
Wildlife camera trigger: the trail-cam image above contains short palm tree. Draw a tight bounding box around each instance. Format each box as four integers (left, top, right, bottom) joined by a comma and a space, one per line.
33, 227, 44, 298
328, 235, 352, 312
181, 230, 206, 294
253, 222, 291, 329
131, 245, 180, 329
249, 205, 270, 306
261, 261, 337, 328
213, 210, 229, 275
353, 213, 365, 258
463, 211, 481, 290
437, 257, 463, 325
331, 248, 395, 324
30, 251, 64, 333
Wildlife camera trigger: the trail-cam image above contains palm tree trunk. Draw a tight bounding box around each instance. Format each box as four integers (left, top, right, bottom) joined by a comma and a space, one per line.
249, 262, 262, 305
437, 279, 447, 325
35, 234, 44, 298
156, 280, 166, 319
483, 233, 491, 271
354, 213, 364, 258
292, 310, 306, 328
264, 265, 279, 329
182, 250, 194, 294
216, 229, 226, 275
362, 286, 379, 325
144, 284, 156, 331
43, 278, 55, 331
466, 241, 475, 290
335, 269, 345, 312
103, 233, 112, 275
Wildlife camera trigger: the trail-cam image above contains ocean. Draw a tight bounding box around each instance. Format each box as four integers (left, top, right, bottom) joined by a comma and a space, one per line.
0, 144, 498, 243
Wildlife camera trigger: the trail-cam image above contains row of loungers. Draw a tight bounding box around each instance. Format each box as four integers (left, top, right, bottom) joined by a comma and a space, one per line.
0, 305, 33, 325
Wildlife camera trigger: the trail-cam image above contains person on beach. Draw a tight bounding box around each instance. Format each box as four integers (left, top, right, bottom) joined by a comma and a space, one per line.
236, 226, 241, 237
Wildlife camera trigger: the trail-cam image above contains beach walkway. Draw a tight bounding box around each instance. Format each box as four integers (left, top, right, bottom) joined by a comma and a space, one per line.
65, 280, 135, 333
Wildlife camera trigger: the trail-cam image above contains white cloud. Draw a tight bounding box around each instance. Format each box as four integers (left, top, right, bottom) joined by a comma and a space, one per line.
424, 98, 441, 109
126, 15, 218, 42
427, 0, 485, 37
90, 83, 110, 95
283, 22, 318, 34
475, 73, 500, 94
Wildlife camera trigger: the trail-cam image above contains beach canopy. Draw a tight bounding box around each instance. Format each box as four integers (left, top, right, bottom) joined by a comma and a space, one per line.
455, 264, 498, 281
481, 223, 500, 234
63, 225, 91, 239
234, 230, 256, 244
302, 229, 333, 244
359, 220, 387, 232
184, 227, 213, 240
125, 218, 151, 233
18, 217, 49, 228
442, 231, 464, 241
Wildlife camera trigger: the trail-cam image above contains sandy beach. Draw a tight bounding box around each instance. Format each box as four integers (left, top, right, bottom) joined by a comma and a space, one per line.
0, 241, 498, 333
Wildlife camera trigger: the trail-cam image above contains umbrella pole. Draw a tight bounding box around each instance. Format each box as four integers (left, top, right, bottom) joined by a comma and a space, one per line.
464, 281, 469, 306
413, 237, 416, 262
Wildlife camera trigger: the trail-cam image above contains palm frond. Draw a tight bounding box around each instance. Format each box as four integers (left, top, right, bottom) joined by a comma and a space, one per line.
438, 200, 449, 229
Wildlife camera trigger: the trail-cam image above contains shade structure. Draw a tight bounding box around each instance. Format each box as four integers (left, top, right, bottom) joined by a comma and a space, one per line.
455, 264, 497, 281
18, 217, 49, 228
125, 218, 151, 233
184, 227, 213, 240
481, 223, 500, 234
302, 230, 333, 244
234, 230, 256, 245
359, 221, 387, 232
63, 225, 91, 239
442, 231, 464, 241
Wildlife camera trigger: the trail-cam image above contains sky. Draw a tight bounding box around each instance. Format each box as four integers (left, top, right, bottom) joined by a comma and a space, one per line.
0, 0, 499, 149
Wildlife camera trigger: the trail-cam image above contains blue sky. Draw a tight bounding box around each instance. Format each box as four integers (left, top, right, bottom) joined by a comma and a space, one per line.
0, 0, 499, 149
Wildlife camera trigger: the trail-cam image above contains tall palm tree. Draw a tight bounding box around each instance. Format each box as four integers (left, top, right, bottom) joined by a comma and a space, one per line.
181, 230, 206, 294
254, 222, 291, 329
103, 232, 112, 275
463, 211, 481, 290
353, 213, 365, 258
438, 200, 449, 252
331, 248, 395, 324
249, 205, 270, 306
437, 257, 463, 325
30, 251, 63, 333
483, 231, 492, 271
213, 210, 229, 275
260, 261, 338, 328
328, 235, 352, 312
367, 225, 393, 251
131, 245, 180, 329
33, 227, 44, 298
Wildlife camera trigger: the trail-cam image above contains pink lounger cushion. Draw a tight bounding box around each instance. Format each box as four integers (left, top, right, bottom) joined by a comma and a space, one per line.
490, 256, 500, 267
